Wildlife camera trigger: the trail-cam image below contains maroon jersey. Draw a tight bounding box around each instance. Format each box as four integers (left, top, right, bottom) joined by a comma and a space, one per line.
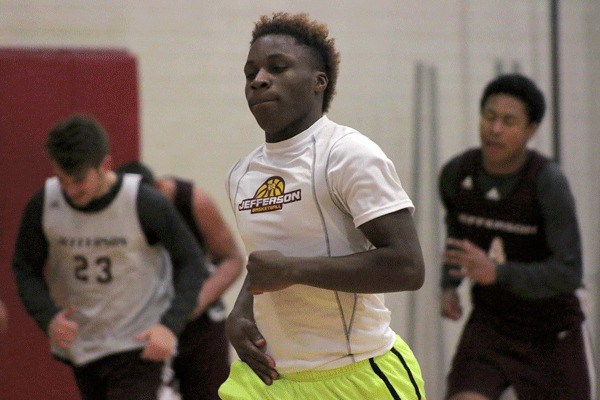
451, 149, 583, 339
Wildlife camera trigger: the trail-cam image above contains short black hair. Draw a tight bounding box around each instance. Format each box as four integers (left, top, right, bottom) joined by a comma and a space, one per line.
480, 73, 546, 124
251, 12, 341, 113
45, 114, 110, 176
116, 161, 155, 185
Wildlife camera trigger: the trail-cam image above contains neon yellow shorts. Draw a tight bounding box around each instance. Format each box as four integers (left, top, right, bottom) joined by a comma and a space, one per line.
218, 335, 426, 399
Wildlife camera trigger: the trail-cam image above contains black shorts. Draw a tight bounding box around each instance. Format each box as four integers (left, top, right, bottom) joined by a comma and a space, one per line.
446, 320, 592, 400
72, 349, 164, 400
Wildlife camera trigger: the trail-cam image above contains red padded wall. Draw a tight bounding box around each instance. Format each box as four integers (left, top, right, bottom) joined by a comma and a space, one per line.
0, 48, 140, 399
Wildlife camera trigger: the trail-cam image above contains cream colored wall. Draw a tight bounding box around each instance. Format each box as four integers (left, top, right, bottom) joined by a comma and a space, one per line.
2, 1, 598, 399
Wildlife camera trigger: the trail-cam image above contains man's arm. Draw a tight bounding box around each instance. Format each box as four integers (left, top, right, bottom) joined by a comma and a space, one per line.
438, 157, 464, 290
245, 208, 424, 294
12, 191, 60, 332
438, 157, 466, 320
225, 276, 278, 384
189, 186, 244, 318
495, 163, 583, 298
137, 185, 209, 336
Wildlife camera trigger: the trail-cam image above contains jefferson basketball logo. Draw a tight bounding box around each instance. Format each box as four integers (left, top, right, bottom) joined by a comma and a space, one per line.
238, 176, 301, 214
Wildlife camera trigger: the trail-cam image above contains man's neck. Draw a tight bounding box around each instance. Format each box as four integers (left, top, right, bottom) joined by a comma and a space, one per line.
265, 113, 324, 143
98, 170, 118, 198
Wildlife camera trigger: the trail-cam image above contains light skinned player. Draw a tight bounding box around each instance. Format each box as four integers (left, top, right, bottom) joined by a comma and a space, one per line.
13, 114, 208, 399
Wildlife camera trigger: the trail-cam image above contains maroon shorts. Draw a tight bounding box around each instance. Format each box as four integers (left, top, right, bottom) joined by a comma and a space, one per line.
72, 349, 164, 400
446, 320, 591, 400
173, 313, 230, 400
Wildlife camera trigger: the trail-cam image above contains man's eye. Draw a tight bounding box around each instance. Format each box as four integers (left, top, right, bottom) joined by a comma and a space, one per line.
270, 65, 287, 73
482, 113, 495, 122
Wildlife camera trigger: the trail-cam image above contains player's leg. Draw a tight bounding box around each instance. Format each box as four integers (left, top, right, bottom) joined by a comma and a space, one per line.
174, 313, 230, 400
72, 361, 105, 400
511, 324, 592, 400
101, 350, 164, 400
445, 321, 509, 400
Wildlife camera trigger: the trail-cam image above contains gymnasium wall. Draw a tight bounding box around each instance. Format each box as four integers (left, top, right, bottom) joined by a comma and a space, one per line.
0, 2, 598, 399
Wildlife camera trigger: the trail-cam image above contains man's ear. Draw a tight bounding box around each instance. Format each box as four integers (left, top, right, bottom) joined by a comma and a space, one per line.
100, 155, 113, 172
314, 71, 328, 94
526, 122, 539, 141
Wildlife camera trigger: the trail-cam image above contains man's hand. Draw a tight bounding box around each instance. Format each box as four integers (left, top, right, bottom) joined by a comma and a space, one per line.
226, 309, 279, 385
246, 250, 295, 295
135, 324, 177, 361
441, 288, 462, 320
48, 307, 78, 349
444, 238, 497, 285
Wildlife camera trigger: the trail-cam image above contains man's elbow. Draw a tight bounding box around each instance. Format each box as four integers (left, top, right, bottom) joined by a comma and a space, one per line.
406, 257, 425, 291
402, 241, 425, 290
391, 254, 425, 292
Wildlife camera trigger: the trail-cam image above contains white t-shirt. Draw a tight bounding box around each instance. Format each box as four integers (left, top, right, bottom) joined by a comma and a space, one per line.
227, 116, 414, 373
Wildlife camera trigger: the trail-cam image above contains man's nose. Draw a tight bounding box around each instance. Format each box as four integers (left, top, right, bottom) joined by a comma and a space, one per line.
491, 119, 504, 133
251, 68, 270, 89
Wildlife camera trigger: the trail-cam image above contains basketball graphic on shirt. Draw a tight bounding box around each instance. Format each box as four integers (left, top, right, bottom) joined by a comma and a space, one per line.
238, 176, 301, 214
255, 177, 285, 198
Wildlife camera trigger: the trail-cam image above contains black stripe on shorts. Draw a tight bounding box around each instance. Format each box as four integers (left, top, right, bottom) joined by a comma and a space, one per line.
369, 357, 401, 400
391, 346, 422, 399
368, 348, 422, 400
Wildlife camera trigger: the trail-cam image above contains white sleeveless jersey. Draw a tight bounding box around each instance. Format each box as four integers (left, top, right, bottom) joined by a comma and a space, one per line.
227, 116, 414, 373
43, 174, 173, 365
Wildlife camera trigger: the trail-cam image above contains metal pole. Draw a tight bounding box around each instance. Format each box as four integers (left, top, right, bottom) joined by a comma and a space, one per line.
412, 62, 424, 217
550, 0, 561, 163
407, 62, 424, 346
429, 65, 447, 389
